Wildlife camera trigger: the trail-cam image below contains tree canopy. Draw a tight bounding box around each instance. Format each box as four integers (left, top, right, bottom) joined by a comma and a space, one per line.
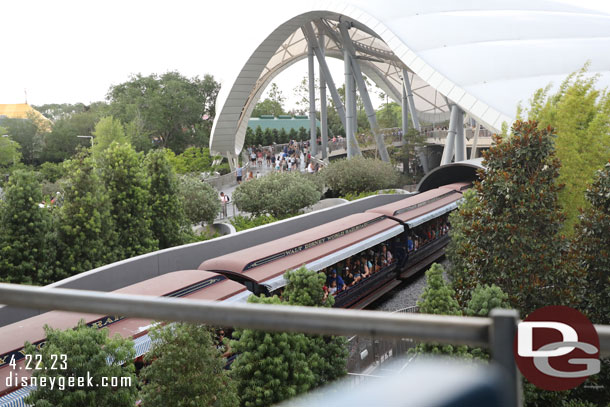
233, 172, 321, 218
106, 71, 220, 152
24, 321, 137, 407
139, 322, 238, 407
447, 121, 568, 315
521, 66, 610, 232
0, 169, 54, 284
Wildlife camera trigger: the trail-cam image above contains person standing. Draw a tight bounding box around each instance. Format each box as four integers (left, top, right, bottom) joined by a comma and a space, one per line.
220, 192, 230, 218
236, 166, 243, 184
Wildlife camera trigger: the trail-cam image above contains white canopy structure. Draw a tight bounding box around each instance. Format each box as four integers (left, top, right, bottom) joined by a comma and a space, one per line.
210, 0, 610, 161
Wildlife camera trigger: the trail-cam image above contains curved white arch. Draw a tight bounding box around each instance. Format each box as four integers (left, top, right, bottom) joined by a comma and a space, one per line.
211, 1, 610, 155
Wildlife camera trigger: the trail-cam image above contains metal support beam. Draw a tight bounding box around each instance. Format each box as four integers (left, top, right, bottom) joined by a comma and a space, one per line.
339, 22, 390, 162
402, 70, 429, 172
319, 34, 328, 160
401, 75, 409, 143
490, 309, 522, 407
308, 44, 318, 156
344, 45, 356, 159
441, 104, 460, 165
303, 23, 360, 156
471, 123, 481, 159
455, 108, 465, 162
403, 69, 421, 132
302, 24, 346, 129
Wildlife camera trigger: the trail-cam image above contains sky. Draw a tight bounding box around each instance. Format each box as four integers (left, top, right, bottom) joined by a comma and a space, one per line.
2, 0, 609, 110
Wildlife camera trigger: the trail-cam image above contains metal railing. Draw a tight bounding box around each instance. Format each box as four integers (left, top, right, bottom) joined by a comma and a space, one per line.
1, 283, 609, 406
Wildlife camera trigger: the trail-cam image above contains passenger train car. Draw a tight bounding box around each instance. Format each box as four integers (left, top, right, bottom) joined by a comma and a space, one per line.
0, 182, 469, 404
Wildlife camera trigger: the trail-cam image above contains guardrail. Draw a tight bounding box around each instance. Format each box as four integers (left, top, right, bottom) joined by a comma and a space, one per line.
2, 283, 609, 406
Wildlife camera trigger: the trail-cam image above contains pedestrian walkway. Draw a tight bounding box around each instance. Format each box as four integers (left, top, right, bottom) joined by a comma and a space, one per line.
216, 159, 276, 220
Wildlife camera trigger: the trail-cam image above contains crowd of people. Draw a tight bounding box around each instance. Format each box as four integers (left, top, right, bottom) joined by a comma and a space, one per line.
244, 140, 324, 178
319, 216, 452, 298
406, 215, 450, 252
320, 243, 396, 298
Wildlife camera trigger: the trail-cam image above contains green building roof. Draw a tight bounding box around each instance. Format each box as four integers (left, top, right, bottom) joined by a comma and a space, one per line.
248, 116, 320, 132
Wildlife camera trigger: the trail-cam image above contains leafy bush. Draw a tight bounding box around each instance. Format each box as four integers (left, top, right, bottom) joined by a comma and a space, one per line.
230, 214, 280, 232
342, 190, 377, 201
24, 321, 137, 407
167, 147, 214, 174
233, 172, 321, 218
322, 156, 400, 196
140, 323, 237, 407
38, 161, 64, 182
178, 175, 221, 224
464, 284, 510, 317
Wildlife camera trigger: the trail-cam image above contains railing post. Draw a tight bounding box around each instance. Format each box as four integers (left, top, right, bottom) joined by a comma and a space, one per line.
490, 308, 522, 407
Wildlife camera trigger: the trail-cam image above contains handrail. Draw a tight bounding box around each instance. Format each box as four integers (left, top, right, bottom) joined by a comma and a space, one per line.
0, 283, 608, 354
0, 283, 490, 347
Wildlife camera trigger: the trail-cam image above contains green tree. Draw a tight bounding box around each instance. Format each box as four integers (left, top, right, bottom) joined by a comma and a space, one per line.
376, 101, 402, 129
24, 321, 137, 407
99, 143, 157, 259
396, 128, 426, 176
107, 72, 220, 152
233, 172, 321, 218
447, 121, 567, 315
92, 116, 128, 156
125, 115, 152, 153
140, 322, 238, 407
55, 151, 118, 278
446, 189, 479, 305
177, 175, 221, 224
145, 149, 190, 249
464, 284, 510, 317
522, 66, 610, 232
322, 156, 400, 196
282, 267, 348, 386
418, 263, 461, 316
2, 118, 41, 165
0, 135, 21, 167
231, 295, 315, 407
38, 162, 64, 183
570, 162, 610, 325
252, 83, 286, 118
167, 147, 213, 174
412, 263, 470, 357
41, 109, 100, 163
0, 170, 54, 284
253, 126, 263, 146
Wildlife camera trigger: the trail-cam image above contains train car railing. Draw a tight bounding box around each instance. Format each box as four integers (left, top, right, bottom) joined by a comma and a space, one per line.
1, 283, 609, 407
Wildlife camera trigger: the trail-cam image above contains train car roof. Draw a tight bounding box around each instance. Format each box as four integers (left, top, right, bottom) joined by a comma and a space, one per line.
199, 213, 403, 291
366, 183, 467, 226
0, 270, 243, 372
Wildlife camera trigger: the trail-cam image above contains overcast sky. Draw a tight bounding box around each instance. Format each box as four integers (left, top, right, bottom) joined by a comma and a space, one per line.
2, 0, 609, 110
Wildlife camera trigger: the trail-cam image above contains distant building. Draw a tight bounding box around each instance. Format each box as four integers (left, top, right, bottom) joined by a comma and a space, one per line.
248, 115, 320, 133
0, 103, 53, 132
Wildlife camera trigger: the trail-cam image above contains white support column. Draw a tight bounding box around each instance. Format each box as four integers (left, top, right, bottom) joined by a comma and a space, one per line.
339, 22, 390, 162
401, 75, 409, 143
455, 108, 465, 162
344, 46, 355, 159
302, 24, 347, 130
308, 44, 318, 156
319, 34, 328, 160
351, 73, 357, 138
470, 123, 481, 159
403, 69, 421, 132
441, 104, 460, 165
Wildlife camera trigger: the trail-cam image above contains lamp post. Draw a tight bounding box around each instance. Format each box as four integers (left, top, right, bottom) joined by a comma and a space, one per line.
77, 135, 93, 146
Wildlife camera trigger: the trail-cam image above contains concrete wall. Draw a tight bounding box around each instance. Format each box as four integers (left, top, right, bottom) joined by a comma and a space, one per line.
0, 194, 407, 327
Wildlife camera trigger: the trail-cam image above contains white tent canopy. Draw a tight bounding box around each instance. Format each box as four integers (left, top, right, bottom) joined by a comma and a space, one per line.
210, 0, 610, 156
